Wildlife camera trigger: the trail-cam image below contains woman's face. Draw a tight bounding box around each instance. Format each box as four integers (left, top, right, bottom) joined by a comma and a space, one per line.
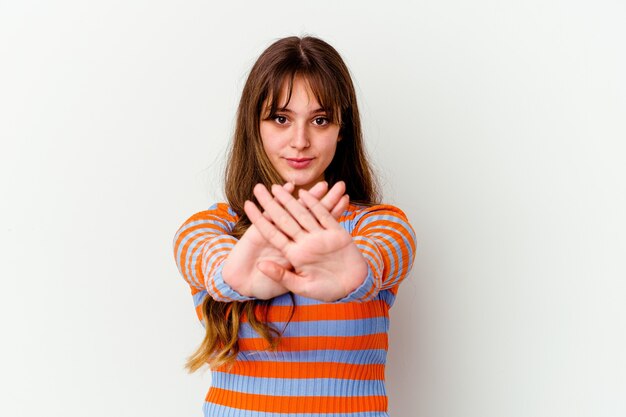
260, 76, 341, 192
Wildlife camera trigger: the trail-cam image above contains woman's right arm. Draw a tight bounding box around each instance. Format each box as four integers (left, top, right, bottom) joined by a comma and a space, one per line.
173, 203, 262, 302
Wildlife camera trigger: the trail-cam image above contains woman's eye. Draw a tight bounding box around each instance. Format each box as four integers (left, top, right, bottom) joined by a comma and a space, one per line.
313, 117, 329, 126
274, 115, 288, 124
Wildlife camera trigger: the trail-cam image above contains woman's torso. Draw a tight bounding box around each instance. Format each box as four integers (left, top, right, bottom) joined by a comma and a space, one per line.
204, 291, 394, 417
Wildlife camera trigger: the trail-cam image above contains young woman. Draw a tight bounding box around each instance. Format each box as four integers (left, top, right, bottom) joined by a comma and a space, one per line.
173, 36, 417, 417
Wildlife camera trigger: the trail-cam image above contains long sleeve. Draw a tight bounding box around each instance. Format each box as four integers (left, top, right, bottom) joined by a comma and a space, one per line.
172, 203, 255, 314
338, 204, 417, 303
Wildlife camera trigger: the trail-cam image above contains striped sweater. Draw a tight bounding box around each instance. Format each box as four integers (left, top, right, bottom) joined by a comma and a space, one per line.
173, 202, 417, 416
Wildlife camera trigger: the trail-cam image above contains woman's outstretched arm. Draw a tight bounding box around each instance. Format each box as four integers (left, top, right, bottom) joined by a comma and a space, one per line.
337, 203, 417, 302
173, 202, 259, 302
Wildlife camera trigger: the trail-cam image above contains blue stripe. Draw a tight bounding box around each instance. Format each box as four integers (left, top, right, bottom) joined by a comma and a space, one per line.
203, 402, 388, 417
269, 293, 338, 306
193, 289, 208, 307
239, 317, 389, 338
237, 348, 387, 364
225, 204, 238, 217
210, 373, 387, 397
378, 289, 396, 308
355, 211, 398, 229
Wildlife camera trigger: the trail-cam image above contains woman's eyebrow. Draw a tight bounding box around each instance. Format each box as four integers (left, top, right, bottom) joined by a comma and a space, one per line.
276, 107, 327, 114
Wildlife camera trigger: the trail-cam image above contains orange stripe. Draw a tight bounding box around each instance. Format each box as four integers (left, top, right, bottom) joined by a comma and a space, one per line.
388, 285, 399, 296
338, 204, 361, 223
241, 300, 389, 323
239, 333, 388, 352
218, 361, 385, 380
206, 387, 387, 413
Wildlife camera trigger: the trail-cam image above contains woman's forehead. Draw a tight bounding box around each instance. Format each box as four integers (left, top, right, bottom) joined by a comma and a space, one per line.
275, 76, 318, 107
266, 74, 336, 113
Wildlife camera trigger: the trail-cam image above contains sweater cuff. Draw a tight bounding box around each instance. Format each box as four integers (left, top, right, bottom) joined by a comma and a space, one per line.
206, 259, 256, 302
334, 266, 377, 303
334, 236, 383, 303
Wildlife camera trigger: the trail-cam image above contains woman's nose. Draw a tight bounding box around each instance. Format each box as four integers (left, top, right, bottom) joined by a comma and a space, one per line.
290, 123, 310, 149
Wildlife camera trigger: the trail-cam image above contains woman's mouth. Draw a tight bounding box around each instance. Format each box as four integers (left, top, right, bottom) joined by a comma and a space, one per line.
285, 158, 313, 169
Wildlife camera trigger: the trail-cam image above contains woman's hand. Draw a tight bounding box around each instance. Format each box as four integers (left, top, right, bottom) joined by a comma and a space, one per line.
221, 181, 348, 300
244, 181, 367, 302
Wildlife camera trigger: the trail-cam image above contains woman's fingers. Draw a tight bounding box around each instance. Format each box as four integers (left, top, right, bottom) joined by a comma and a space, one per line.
256, 260, 305, 294
302, 180, 348, 219
298, 188, 343, 230
255, 180, 348, 237
305, 181, 328, 200
262, 182, 296, 221
320, 181, 348, 218
283, 182, 295, 193
331, 194, 350, 218
297, 181, 347, 220
244, 200, 291, 251
253, 184, 306, 240
271, 184, 322, 233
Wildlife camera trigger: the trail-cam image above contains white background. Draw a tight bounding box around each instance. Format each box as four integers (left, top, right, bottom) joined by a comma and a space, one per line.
1, 1, 625, 416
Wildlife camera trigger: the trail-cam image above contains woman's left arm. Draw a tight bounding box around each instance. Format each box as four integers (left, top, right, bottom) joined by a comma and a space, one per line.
338, 204, 417, 302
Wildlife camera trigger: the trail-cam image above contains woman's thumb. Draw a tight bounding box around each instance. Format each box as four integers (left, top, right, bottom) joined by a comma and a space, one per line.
256, 260, 285, 282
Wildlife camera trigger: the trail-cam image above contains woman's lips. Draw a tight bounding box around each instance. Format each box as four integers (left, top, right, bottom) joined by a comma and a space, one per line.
286, 158, 313, 169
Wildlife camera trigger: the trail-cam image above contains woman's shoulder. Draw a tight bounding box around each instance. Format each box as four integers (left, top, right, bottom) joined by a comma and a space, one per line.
341, 202, 410, 220
207, 202, 239, 219
339, 202, 413, 233
176, 202, 240, 234
185, 202, 238, 220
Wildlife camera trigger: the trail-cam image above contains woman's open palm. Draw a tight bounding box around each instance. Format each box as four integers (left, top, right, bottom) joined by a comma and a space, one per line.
222, 181, 351, 300
244, 182, 368, 302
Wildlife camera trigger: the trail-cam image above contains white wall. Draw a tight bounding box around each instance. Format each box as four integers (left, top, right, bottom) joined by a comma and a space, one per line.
1, 1, 624, 416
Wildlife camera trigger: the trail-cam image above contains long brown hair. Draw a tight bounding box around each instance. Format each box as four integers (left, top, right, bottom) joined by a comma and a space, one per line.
186, 36, 380, 372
